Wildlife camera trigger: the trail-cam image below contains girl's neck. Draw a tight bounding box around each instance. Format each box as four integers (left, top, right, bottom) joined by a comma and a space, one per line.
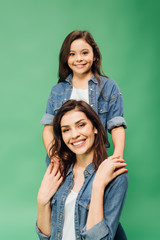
72, 72, 93, 89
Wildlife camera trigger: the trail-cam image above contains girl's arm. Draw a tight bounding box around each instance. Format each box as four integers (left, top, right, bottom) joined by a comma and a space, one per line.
111, 126, 125, 158
42, 125, 54, 157
83, 156, 128, 240
36, 162, 63, 237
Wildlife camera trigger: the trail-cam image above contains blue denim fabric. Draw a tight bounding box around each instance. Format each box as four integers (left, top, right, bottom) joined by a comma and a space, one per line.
41, 74, 127, 133
36, 163, 128, 240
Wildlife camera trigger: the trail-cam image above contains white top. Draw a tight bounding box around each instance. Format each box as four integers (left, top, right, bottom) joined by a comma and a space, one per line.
70, 87, 89, 103
62, 190, 78, 240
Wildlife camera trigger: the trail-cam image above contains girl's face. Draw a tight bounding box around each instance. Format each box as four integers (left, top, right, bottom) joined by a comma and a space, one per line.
67, 39, 95, 77
60, 109, 97, 157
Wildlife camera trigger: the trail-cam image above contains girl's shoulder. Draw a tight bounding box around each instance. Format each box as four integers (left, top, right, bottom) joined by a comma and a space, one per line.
99, 76, 122, 96
49, 81, 69, 94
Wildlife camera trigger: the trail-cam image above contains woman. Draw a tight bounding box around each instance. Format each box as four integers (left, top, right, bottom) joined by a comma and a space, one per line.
36, 100, 128, 240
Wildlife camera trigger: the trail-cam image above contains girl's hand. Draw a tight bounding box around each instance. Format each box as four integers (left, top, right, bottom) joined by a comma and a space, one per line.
37, 162, 63, 207
93, 156, 127, 190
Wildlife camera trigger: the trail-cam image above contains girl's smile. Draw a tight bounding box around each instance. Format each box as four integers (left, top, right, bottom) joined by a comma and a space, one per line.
67, 39, 95, 77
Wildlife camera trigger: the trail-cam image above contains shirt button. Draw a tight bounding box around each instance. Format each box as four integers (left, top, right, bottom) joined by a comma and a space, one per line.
90, 88, 93, 90
57, 233, 60, 238
60, 215, 62, 220
75, 215, 77, 219
70, 182, 73, 186
62, 197, 65, 201
100, 109, 103, 112
77, 235, 80, 239
91, 104, 93, 107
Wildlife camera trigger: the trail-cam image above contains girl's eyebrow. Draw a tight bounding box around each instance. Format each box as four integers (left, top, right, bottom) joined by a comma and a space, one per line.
69, 48, 89, 52
61, 119, 85, 128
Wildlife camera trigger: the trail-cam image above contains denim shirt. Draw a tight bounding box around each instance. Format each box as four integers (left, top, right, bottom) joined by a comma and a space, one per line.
36, 163, 128, 240
41, 74, 127, 132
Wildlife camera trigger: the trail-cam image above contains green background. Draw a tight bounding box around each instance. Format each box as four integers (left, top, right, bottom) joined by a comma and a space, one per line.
0, 0, 159, 239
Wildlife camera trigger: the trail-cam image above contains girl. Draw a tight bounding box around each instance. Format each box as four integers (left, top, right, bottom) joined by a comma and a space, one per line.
41, 30, 127, 165
36, 100, 128, 240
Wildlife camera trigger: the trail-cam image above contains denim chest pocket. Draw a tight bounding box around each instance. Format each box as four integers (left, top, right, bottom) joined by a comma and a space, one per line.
50, 197, 57, 227
78, 198, 90, 230
98, 101, 109, 114
78, 198, 90, 210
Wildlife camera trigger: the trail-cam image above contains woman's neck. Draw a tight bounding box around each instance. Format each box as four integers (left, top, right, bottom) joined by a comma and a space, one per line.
74, 151, 93, 170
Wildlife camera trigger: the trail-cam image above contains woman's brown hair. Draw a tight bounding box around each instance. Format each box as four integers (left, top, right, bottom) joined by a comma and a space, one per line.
58, 30, 108, 84
49, 100, 109, 179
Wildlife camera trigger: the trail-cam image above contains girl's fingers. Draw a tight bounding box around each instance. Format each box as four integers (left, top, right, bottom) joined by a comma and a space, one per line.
114, 162, 127, 170
114, 167, 128, 178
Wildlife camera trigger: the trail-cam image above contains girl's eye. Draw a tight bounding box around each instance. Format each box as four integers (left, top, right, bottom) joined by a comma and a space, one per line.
82, 51, 88, 55
69, 52, 75, 56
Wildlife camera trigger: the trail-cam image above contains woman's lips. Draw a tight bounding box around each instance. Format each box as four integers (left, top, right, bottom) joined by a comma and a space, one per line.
71, 139, 86, 147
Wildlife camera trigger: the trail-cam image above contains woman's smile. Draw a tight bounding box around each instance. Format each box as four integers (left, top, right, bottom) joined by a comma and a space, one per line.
61, 110, 97, 156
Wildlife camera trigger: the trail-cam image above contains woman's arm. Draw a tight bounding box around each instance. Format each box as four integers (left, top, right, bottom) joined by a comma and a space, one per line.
37, 162, 63, 236
111, 126, 125, 158
83, 156, 128, 240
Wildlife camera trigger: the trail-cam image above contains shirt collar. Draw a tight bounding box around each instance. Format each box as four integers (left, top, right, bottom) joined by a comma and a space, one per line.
66, 162, 95, 177
65, 74, 98, 84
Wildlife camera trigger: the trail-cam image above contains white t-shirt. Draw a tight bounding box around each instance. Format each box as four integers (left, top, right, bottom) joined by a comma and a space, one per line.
70, 87, 89, 103
62, 190, 78, 240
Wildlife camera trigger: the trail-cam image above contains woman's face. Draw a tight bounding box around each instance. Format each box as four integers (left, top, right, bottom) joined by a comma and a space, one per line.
67, 38, 95, 77
60, 109, 97, 157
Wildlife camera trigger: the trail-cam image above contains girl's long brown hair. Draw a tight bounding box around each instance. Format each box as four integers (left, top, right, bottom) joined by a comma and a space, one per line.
58, 30, 108, 84
49, 100, 109, 179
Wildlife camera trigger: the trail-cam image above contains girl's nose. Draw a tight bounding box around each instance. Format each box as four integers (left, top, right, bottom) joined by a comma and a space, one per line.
76, 54, 82, 62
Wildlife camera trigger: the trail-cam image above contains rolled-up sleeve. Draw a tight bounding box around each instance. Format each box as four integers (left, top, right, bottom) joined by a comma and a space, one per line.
106, 83, 127, 133
81, 173, 128, 240
36, 223, 51, 240
81, 219, 109, 239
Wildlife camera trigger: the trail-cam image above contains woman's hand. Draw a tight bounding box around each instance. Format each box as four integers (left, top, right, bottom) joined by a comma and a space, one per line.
37, 161, 63, 207
93, 156, 127, 190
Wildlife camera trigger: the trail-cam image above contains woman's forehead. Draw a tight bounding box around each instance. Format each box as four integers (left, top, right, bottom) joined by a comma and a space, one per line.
60, 110, 88, 126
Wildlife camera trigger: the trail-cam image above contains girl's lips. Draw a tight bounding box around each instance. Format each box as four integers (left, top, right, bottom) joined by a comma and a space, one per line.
74, 64, 86, 68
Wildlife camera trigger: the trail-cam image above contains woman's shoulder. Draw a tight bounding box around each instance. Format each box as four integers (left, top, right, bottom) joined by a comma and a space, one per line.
105, 173, 128, 195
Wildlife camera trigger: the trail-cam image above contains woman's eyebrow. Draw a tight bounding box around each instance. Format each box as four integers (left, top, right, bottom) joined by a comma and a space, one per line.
61, 119, 85, 128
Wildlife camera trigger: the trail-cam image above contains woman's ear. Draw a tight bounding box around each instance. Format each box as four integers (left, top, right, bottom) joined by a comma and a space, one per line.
94, 128, 98, 134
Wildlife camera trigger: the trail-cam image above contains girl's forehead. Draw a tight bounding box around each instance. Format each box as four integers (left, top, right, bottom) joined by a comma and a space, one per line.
70, 39, 92, 51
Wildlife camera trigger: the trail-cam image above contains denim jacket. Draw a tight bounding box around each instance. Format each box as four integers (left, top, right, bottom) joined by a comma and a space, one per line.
41, 74, 127, 133
36, 163, 128, 240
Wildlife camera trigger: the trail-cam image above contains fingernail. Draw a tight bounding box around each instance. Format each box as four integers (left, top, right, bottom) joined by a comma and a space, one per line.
51, 161, 54, 165
125, 169, 128, 172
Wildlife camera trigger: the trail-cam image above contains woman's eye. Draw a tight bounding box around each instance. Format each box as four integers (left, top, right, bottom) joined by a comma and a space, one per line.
78, 123, 85, 128
62, 129, 69, 133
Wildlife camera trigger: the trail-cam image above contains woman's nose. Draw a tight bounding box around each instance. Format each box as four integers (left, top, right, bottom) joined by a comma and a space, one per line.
71, 128, 80, 139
